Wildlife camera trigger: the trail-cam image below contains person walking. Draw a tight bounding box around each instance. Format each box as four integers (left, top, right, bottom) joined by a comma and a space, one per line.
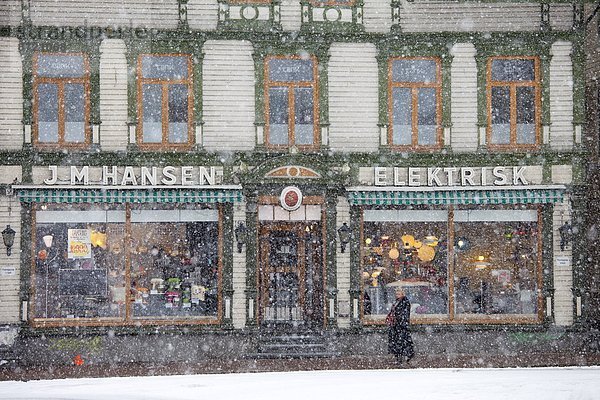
387, 288, 415, 365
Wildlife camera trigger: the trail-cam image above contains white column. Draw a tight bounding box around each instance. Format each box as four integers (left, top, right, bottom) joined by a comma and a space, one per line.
336, 196, 351, 329
232, 200, 247, 329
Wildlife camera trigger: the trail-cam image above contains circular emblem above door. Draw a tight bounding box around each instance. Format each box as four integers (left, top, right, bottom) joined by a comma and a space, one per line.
280, 186, 303, 211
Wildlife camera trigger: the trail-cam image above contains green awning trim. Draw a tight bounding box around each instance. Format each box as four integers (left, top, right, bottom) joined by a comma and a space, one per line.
17, 188, 243, 204
347, 187, 566, 206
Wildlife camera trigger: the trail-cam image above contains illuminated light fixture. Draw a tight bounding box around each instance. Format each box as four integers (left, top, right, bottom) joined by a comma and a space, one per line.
2, 225, 16, 256
337, 223, 350, 253
423, 235, 439, 247
365, 238, 372, 245
473, 255, 491, 270
455, 237, 469, 251
42, 234, 54, 249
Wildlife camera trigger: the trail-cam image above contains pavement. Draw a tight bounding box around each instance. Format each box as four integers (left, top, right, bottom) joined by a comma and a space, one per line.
1, 352, 600, 381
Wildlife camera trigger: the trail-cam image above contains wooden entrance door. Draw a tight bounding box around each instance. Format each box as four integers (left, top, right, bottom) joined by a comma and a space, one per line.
259, 222, 323, 326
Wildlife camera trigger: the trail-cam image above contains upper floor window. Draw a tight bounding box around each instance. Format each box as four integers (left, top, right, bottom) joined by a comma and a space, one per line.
488, 57, 540, 149
138, 55, 193, 149
388, 58, 442, 150
265, 56, 319, 150
33, 53, 90, 147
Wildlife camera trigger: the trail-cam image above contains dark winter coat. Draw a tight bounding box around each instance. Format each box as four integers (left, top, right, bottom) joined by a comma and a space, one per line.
387, 297, 415, 359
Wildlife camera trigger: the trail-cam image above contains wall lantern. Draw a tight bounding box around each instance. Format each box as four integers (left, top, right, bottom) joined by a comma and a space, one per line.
235, 222, 247, 253
558, 221, 573, 251
2, 225, 16, 256
42, 234, 54, 249
455, 237, 470, 251
337, 223, 350, 253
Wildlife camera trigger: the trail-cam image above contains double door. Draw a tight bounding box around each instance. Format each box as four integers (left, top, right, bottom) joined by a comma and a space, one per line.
259, 223, 324, 327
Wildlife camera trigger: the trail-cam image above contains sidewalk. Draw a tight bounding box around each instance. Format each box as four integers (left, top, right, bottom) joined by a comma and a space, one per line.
1, 352, 599, 381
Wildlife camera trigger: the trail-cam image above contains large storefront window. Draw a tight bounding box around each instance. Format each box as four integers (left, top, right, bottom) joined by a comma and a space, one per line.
453, 209, 540, 318
32, 204, 221, 325
360, 206, 542, 324
362, 209, 449, 320
130, 205, 219, 318
34, 205, 126, 319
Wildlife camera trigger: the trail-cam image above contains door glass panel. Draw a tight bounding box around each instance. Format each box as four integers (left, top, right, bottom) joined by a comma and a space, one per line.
269, 87, 289, 145
417, 87, 437, 146
491, 86, 510, 144
38, 83, 59, 143
64, 83, 86, 143
294, 87, 314, 145
168, 84, 189, 143
142, 84, 163, 143
392, 87, 412, 145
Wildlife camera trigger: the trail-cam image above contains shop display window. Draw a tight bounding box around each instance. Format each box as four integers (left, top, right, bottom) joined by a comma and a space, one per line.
360, 206, 542, 324
32, 204, 221, 325
453, 209, 539, 317
265, 56, 319, 150
33, 53, 90, 147
362, 209, 449, 320
33, 205, 126, 319
130, 205, 219, 319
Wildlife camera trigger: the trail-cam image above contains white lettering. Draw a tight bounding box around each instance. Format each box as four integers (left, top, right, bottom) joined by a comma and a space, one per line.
181, 166, 194, 185
408, 168, 420, 186
513, 166, 528, 185
427, 167, 442, 186
70, 166, 89, 185
481, 167, 488, 186
120, 166, 137, 186
161, 166, 177, 185
374, 167, 387, 186
103, 166, 118, 185
393, 167, 406, 186
141, 167, 157, 186
493, 166, 508, 185
199, 166, 216, 186
44, 166, 58, 185
444, 167, 457, 186
461, 168, 475, 186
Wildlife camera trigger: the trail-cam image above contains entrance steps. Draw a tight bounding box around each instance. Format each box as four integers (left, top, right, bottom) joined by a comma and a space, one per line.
248, 331, 340, 359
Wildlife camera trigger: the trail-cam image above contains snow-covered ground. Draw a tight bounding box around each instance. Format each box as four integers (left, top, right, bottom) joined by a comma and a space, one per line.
0, 367, 599, 400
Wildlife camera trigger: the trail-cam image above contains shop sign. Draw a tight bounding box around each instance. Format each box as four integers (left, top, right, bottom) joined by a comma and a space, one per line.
67, 229, 92, 259
43, 166, 222, 187
280, 186, 303, 211
373, 166, 529, 187
0, 266, 16, 276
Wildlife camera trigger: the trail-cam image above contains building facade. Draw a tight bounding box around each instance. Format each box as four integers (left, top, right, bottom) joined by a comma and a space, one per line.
0, 0, 594, 365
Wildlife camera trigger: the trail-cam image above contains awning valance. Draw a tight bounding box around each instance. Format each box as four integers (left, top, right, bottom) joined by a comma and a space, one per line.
15, 185, 243, 204
347, 185, 567, 206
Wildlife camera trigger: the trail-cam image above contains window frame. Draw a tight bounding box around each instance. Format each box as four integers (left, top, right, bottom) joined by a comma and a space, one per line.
264, 55, 320, 151
136, 53, 194, 150
359, 205, 544, 326
486, 56, 541, 150
30, 203, 224, 328
33, 52, 91, 149
387, 57, 443, 151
